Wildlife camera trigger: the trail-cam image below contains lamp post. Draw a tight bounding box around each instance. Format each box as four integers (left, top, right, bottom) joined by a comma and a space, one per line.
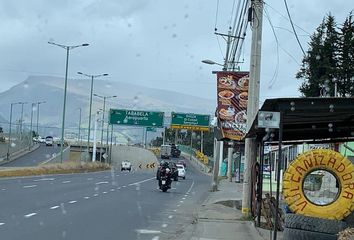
94, 94, 117, 162
19, 102, 28, 140
77, 107, 82, 161
35, 101, 46, 138
7, 102, 21, 160
77, 72, 108, 161
48, 41, 89, 164
29, 103, 35, 150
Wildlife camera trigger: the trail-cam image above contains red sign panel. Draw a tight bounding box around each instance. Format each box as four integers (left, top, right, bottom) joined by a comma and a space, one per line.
216, 71, 249, 141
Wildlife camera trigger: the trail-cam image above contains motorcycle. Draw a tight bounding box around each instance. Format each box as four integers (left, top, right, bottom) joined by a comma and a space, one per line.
159, 168, 172, 192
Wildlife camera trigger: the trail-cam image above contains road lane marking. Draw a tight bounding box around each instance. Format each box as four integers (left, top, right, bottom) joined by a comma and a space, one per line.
34, 178, 55, 182
95, 181, 109, 185
136, 229, 161, 234
93, 194, 99, 197
23, 185, 37, 188
122, 186, 127, 188
152, 236, 159, 240
84, 197, 90, 199
104, 176, 109, 179
162, 224, 167, 228
24, 213, 37, 218
173, 209, 177, 212
128, 177, 155, 186
184, 194, 188, 197
62, 181, 71, 184
0, 223, 4, 226
168, 215, 173, 219
50, 206, 60, 210
110, 189, 115, 192
180, 201, 184, 203
2, 189, 6, 191
69, 201, 77, 204
186, 181, 194, 194
177, 205, 180, 207
103, 192, 108, 194
87, 178, 93, 180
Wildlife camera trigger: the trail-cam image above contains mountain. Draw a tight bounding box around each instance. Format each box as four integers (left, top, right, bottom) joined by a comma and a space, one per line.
0, 76, 216, 141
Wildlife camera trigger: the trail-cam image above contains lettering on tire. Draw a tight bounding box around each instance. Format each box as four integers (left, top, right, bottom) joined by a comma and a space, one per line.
283, 149, 354, 220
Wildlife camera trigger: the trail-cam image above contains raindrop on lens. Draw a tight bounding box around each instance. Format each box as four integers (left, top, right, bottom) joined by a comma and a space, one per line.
316, 55, 321, 60
11, 142, 16, 148
328, 123, 333, 128
291, 107, 295, 111
312, 125, 316, 129
329, 128, 333, 132
290, 101, 295, 106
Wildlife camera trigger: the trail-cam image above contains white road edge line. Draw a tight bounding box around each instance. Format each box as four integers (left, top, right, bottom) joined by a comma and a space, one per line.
50, 206, 60, 210
128, 177, 155, 186
23, 185, 37, 188
24, 213, 37, 218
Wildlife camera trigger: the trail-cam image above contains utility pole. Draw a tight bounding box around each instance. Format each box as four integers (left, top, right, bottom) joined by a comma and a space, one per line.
242, 0, 264, 218
29, 103, 35, 150
92, 111, 99, 162
227, 141, 233, 182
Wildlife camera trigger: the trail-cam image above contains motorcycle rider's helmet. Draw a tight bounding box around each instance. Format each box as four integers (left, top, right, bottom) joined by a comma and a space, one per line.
162, 161, 169, 168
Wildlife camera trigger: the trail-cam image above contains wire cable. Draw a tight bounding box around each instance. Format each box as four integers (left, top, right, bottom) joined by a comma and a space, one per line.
214, 0, 220, 31
264, 1, 311, 36
264, 8, 279, 88
283, 0, 306, 55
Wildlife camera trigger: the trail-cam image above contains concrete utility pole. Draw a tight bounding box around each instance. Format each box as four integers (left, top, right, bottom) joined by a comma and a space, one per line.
242, 0, 263, 218
227, 141, 233, 182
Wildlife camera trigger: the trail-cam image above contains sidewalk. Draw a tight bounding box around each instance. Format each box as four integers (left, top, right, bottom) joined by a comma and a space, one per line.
190, 179, 283, 240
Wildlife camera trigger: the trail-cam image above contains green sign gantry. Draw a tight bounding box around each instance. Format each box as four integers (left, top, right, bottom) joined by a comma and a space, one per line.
109, 109, 164, 127
171, 112, 210, 131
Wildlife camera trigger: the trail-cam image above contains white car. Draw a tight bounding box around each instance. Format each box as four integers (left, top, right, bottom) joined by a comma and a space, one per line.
176, 164, 186, 179
121, 161, 132, 171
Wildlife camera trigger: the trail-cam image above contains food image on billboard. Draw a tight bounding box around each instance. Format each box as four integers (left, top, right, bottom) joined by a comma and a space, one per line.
216, 71, 249, 141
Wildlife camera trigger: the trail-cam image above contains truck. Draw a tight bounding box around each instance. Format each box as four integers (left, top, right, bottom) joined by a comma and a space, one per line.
171, 144, 181, 158
160, 145, 172, 159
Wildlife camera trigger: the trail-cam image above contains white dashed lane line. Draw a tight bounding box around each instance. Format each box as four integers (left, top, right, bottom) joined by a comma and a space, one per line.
23, 185, 37, 188
96, 182, 109, 185
84, 196, 90, 199
62, 181, 71, 184
50, 206, 60, 210
162, 224, 167, 228
87, 178, 93, 181
93, 194, 99, 197
0, 223, 4, 226
110, 189, 115, 192
33, 178, 55, 182
103, 192, 108, 194
68, 201, 77, 204
168, 215, 173, 219
24, 213, 37, 218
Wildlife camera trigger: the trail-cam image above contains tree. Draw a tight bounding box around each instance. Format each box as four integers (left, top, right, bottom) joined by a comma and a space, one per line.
297, 14, 340, 97
337, 12, 354, 96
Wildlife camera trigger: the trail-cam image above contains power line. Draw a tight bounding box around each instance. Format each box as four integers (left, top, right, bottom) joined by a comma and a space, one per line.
264, 8, 280, 88
264, 1, 311, 36
283, 0, 306, 55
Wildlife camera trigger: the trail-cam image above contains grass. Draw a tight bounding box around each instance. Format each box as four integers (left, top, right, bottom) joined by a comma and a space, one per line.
0, 161, 111, 178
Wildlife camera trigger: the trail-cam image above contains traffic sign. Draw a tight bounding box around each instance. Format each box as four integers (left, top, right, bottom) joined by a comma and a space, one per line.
109, 109, 164, 127
171, 112, 210, 131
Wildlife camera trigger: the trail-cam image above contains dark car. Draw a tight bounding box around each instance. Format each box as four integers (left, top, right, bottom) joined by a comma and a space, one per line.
156, 161, 178, 181
171, 144, 181, 158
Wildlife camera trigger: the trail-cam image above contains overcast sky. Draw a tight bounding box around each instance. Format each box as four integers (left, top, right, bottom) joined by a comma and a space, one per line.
0, 0, 352, 105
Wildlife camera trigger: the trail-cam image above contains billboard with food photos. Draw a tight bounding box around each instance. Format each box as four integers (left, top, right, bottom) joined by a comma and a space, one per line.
216, 71, 249, 141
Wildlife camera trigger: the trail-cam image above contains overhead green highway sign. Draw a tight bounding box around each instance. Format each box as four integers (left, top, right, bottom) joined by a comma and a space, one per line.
109, 109, 164, 127
171, 112, 210, 131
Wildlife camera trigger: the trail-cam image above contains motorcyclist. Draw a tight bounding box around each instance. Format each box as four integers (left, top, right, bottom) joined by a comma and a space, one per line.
158, 161, 172, 189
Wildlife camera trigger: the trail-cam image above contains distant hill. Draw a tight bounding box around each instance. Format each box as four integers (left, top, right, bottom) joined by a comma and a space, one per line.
0, 76, 216, 142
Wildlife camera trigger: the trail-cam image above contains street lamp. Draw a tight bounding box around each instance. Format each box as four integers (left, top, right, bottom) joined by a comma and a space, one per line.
7, 102, 22, 160
48, 41, 89, 164
94, 93, 117, 161
19, 102, 28, 140
77, 72, 108, 160
77, 107, 82, 161
201, 59, 226, 70
36, 101, 46, 138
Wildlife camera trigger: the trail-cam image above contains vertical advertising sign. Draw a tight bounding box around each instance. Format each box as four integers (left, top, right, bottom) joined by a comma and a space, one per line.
216, 71, 249, 141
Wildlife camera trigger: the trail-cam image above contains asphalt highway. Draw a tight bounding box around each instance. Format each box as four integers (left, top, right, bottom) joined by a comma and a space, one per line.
0, 156, 210, 240
3, 144, 61, 167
